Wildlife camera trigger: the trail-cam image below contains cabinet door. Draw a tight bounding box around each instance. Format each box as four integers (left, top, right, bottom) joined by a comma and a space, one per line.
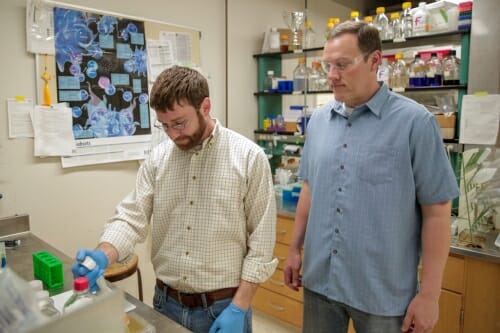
431, 289, 463, 333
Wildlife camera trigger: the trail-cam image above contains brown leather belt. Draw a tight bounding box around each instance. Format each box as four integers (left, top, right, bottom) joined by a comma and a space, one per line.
156, 279, 237, 308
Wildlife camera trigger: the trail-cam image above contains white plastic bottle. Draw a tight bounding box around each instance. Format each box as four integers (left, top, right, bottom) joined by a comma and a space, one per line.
63, 276, 94, 313
374, 7, 390, 40
402, 2, 413, 38
268, 27, 280, 53
412, 2, 429, 36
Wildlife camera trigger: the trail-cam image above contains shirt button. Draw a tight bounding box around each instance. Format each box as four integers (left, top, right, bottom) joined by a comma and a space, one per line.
336, 208, 341, 213
347, 123, 352, 127
183, 276, 187, 280
343, 143, 347, 148
189, 201, 194, 205
192, 176, 196, 180
185, 251, 189, 256
340, 165, 344, 170
333, 249, 338, 254
335, 228, 339, 233
338, 187, 342, 192
187, 226, 191, 230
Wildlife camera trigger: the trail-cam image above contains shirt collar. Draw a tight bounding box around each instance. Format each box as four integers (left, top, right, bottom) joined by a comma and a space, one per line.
330, 83, 390, 119
189, 118, 218, 152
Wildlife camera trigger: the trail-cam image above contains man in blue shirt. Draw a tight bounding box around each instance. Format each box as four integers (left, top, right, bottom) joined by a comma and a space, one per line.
283, 21, 460, 333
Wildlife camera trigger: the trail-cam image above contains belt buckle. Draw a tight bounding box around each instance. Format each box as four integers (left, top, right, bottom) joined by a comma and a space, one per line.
176, 290, 184, 305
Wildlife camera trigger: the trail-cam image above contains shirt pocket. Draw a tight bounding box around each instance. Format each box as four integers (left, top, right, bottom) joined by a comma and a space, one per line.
356, 144, 396, 185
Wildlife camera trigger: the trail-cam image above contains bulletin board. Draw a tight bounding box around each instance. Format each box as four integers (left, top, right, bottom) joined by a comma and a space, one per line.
28, 0, 201, 167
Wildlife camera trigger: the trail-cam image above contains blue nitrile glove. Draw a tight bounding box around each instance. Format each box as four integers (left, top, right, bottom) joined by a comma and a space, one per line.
71, 249, 108, 293
209, 302, 247, 333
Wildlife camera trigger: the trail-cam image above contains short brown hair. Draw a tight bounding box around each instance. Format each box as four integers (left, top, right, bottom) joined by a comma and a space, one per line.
327, 21, 381, 58
150, 66, 209, 112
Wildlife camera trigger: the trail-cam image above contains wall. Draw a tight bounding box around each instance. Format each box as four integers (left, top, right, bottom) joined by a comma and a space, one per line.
0, 0, 225, 304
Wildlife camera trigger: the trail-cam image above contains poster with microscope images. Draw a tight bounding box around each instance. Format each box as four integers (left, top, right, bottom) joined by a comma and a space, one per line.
53, 7, 152, 167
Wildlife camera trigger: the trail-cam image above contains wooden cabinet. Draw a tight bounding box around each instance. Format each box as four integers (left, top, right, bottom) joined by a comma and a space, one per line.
253, 214, 304, 327
254, 214, 355, 332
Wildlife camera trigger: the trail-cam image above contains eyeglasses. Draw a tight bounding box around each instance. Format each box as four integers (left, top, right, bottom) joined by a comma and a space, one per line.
154, 119, 189, 131
322, 54, 366, 73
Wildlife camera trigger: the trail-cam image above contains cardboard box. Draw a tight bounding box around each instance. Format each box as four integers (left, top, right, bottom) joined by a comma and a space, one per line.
434, 113, 456, 139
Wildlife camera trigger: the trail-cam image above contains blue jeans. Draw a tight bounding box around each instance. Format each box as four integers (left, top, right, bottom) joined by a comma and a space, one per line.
153, 286, 252, 333
303, 288, 404, 333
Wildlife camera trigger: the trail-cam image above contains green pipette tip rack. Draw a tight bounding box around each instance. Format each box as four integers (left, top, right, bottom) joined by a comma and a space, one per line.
32, 250, 64, 291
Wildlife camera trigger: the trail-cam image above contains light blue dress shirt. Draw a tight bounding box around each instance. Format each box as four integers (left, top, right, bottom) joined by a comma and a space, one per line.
299, 83, 460, 316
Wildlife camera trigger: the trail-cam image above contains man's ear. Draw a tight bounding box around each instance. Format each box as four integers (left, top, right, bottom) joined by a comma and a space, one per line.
200, 97, 211, 116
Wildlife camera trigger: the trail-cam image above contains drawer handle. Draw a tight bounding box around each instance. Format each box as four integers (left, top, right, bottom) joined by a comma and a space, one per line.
268, 302, 285, 311
276, 229, 287, 235
277, 256, 286, 261
270, 278, 284, 286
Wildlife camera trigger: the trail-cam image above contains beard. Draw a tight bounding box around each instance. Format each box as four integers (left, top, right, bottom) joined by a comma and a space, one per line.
174, 112, 207, 151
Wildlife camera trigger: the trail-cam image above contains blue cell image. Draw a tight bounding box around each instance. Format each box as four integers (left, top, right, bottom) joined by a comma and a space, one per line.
87, 60, 98, 71
70, 64, 81, 76
86, 69, 97, 79
138, 93, 149, 104
105, 84, 116, 96
78, 73, 86, 82
122, 91, 133, 102
72, 106, 82, 118
80, 89, 89, 100
127, 23, 138, 33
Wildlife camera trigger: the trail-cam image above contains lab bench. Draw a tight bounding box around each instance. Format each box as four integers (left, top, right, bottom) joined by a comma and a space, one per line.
4, 232, 191, 333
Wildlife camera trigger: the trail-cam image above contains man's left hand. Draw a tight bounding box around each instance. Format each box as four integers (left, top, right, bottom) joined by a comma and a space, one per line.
209, 302, 247, 333
401, 293, 439, 333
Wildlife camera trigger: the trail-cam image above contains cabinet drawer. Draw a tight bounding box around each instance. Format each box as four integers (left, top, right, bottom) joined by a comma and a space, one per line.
276, 215, 294, 245
253, 287, 303, 327
442, 254, 464, 293
261, 268, 303, 302
431, 289, 463, 333
274, 242, 289, 270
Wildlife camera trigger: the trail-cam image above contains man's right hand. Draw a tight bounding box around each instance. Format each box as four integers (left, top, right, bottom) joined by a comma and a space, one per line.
71, 249, 109, 293
283, 248, 303, 291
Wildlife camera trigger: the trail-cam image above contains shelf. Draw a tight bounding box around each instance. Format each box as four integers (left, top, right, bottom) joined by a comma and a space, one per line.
253, 29, 471, 58
254, 131, 305, 144
392, 84, 467, 92
254, 90, 332, 96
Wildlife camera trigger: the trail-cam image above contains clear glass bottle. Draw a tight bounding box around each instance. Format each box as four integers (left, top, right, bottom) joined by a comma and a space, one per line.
391, 53, 409, 89
303, 21, 316, 49
63, 277, 94, 314
314, 61, 329, 91
391, 12, 403, 41
364, 15, 374, 27
442, 50, 460, 85
350, 11, 360, 22
412, 2, 429, 36
293, 57, 309, 93
402, 2, 413, 38
263, 70, 275, 92
324, 21, 334, 41
409, 54, 427, 87
377, 57, 392, 85
374, 7, 390, 40
426, 52, 443, 86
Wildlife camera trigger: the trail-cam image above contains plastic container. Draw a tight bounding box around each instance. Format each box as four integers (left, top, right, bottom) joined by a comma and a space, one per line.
409, 54, 427, 87
377, 57, 392, 85
391, 12, 403, 41
442, 50, 460, 85
412, 2, 430, 36
391, 53, 409, 90
426, 0, 458, 33
63, 276, 94, 314
350, 11, 360, 22
36, 290, 60, 318
426, 52, 443, 86
268, 27, 280, 52
324, 21, 334, 41
279, 33, 289, 52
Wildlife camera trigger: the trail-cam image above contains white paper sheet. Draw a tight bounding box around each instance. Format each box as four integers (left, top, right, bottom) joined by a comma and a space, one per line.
159, 31, 193, 66
32, 105, 75, 156
147, 39, 175, 82
459, 94, 500, 145
7, 98, 35, 138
